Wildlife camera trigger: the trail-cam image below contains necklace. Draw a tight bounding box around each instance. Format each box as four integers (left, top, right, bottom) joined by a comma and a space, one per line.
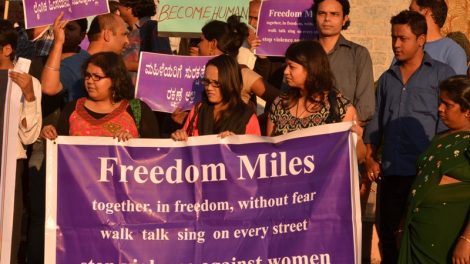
295, 101, 310, 118
294, 98, 323, 118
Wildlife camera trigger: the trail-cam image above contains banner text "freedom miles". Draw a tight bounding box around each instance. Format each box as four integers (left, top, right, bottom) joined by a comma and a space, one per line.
98, 151, 315, 184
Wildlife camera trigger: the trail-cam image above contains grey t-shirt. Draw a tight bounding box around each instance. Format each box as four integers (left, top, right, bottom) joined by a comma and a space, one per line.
327, 35, 375, 122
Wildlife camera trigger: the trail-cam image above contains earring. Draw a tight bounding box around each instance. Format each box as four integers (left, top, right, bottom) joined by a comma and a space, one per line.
464, 110, 470, 117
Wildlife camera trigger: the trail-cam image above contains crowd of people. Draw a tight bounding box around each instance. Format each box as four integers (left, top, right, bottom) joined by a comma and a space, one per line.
0, 0, 468, 263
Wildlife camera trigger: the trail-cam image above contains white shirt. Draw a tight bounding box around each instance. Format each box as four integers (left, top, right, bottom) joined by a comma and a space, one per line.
16, 77, 42, 159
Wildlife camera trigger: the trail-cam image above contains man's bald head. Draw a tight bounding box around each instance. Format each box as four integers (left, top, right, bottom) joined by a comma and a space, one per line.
87, 13, 126, 41
87, 14, 129, 54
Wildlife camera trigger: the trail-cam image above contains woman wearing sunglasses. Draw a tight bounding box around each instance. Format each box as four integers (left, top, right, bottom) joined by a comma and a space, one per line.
171, 55, 261, 141
41, 52, 159, 141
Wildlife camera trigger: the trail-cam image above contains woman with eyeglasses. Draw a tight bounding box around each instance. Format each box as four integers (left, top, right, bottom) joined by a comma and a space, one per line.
171, 54, 260, 140
41, 52, 159, 140
172, 15, 280, 134
194, 15, 280, 105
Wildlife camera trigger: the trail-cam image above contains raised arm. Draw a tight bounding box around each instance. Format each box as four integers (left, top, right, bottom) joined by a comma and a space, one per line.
41, 13, 67, 95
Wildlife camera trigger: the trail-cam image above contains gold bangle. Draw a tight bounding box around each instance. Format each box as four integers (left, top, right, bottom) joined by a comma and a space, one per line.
460, 236, 470, 244
44, 65, 59, 71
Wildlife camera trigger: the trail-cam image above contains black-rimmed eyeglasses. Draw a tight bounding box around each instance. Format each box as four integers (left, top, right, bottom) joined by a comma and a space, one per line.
201, 78, 221, 88
84, 72, 109, 81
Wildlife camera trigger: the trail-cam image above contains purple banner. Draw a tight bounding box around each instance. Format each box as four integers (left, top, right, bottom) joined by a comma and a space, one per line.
23, 0, 109, 29
45, 123, 361, 264
255, 0, 316, 56
135, 53, 212, 113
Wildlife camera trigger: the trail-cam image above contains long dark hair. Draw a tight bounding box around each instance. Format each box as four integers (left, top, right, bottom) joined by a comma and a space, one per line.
201, 15, 248, 57
284, 40, 336, 108
82, 52, 134, 102
190, 54, 253, 134
195, 54, 253, 135
206, 54, 245, 117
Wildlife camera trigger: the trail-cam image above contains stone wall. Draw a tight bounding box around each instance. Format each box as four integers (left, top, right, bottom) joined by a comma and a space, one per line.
342, 0, 409, 81
442, 0, 470, 37
342, 0, 470, 81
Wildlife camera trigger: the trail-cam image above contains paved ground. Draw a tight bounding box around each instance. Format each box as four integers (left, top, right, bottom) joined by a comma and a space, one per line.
362, 182, 381, 264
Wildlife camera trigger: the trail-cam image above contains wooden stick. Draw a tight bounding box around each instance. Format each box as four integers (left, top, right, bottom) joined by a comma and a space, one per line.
3, 0, 9, 20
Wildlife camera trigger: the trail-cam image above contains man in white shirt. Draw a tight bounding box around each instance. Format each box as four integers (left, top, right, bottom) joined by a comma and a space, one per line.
0, 20, 41, 263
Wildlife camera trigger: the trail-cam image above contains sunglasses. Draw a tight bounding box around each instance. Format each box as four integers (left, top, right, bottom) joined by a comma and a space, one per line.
201, 78, 221, 88
84, 72, 109, 81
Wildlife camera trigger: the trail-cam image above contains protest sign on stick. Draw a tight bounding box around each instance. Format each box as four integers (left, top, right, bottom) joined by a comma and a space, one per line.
3, 0, 9, 20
